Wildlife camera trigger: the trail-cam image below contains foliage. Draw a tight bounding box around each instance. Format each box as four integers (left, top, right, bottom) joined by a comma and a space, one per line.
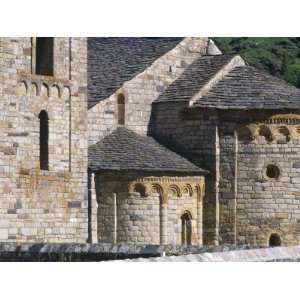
213, 37, 300, 88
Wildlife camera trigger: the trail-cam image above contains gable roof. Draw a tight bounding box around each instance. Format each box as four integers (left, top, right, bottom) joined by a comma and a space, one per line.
192, 65, 300, 110
88, 127, 207, 174
88, 37, 184, 108
155, 54, 237, 102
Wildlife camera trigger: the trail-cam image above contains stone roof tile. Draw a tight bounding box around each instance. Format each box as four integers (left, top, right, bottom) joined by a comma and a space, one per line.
193, 66, 300, 110
155, 54, 236, 102
88, 37, 183, 108
88, 127, 207, 174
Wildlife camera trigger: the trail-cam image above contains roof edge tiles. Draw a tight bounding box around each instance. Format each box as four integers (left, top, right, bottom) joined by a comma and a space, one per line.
88, 127, 208, 175
192, 65, 300, 110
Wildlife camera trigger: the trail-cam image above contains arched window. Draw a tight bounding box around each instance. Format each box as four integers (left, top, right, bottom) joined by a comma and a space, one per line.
258, 125, 273, 142
36, 37, 54, 76
39, 110, 49, 170
133, 183, 146, 197
269, 233, 281, 247
237, 126, 253, 143
181, 212, 192, 246
117, 94, 125, 125
278, 126, 290, 143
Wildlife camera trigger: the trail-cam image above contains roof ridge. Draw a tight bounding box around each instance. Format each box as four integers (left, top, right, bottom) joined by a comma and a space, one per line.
88, 37, 185, 108
154, 54, 244, 104
189, 54, 245, 106
192, 62, 300, 110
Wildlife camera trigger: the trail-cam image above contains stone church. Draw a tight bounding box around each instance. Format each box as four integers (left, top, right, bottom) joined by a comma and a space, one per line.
1, 37, 300, 248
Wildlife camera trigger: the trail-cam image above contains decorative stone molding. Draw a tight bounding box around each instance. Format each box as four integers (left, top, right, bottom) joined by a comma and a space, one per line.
263, 114, 300, 125
169, 184, 182, 198
182, 184, 193, 196
236, 121, 300, 143
18, 78, 71, 99
129, 176, 205, 204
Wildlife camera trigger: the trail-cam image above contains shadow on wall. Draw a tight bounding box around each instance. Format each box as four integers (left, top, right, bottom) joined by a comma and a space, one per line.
147, 102, 218, 246
147, 103, 202, 167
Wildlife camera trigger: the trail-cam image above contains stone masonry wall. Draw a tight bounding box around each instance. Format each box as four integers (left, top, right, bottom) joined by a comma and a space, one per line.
235, 116, 300, 246
167, 192, 199, 245
214, 111, 300, 247
88, 38, 220, 146
151, 102, 219, 245
0, 38, 88, 242
94, 172, 203, 245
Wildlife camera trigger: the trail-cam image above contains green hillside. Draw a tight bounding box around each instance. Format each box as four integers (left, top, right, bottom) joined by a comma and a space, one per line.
213, 38, 300, 88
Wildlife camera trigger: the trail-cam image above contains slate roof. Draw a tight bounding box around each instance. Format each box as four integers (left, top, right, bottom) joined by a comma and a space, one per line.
193, 65, 300, 110
88, 127, 207, 174
88, 37, 184, 108
155, 54, 235, 102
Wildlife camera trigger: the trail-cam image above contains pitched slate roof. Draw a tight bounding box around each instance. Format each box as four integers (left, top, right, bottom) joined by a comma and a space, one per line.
88, 37, 183, 108
193, 66, 300, 110
155, 54, 236, 102
88, 127, 207, 174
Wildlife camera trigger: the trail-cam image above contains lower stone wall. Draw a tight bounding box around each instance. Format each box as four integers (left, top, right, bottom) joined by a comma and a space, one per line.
98, 189, 161, 244
0, 168, 88, 242
167, 193, 199, 245
94, 172, 204, 246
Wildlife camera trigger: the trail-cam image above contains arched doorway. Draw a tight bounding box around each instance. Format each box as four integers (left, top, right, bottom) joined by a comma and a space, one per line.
181, 212, 192, 246
269, 233, 281, 247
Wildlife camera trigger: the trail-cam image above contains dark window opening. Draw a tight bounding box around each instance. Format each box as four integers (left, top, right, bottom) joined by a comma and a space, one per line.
36, 37, 54, 76
269, 233, 281, 247
278, 126, 290, 143
258, 126, 273, 142
265, 164, 280, 179
237, 126, 253, 143
39, 110, 49, 170
133, 183, 146, 197
181, 212, 192, 246
117, 94, 125, 125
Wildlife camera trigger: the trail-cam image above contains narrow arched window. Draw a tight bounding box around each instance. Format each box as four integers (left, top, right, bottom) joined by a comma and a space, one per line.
181, 212, 192, 246
36, 37, 54, 76
117, 94, 125, 125
269, 233, 281, 247
39, 110, 49, 170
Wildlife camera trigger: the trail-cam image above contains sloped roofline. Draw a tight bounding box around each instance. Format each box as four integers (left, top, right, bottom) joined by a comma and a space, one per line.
192, 65, 300, 110
189, 55, 245, 106
88, 126, 208, 174
88, 37, 219, 108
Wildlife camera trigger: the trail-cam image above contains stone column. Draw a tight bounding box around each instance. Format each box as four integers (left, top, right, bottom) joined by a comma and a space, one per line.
90, 172, 98, 243
160, 193, 168, 245
197, 183, 204, 246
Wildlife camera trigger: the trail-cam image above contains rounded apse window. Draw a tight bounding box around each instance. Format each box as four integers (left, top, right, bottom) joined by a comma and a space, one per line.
264, 164, 280, 180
